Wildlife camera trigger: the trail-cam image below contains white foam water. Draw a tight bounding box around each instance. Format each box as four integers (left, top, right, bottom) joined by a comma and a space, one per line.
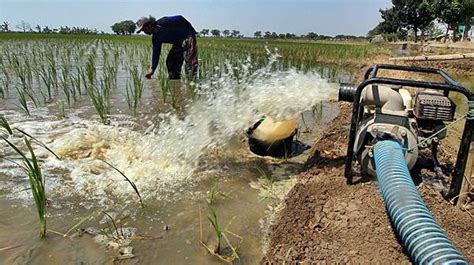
0, 59, 337, 205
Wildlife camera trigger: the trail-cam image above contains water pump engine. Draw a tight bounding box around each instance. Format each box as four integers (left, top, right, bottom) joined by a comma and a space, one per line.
339, 64, 473, 264
340, 84, 457, 177
340, 64, 473, 198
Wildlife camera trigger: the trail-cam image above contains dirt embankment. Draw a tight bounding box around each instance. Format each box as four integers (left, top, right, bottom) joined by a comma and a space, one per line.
262, 102, 474, 263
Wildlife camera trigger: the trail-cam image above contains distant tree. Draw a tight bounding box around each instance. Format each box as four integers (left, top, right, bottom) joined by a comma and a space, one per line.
110, 20, 135, 35
42, 26, 53, 34
264, 31, 271, 38
35, 24, 41, 33
211, 29, 221, 37
271, 32, 278, 38
433, 0, 463, 41
319, 35, 333, 40
122, 20, 137, 35
111, 22, 123, 35
372, 0, 436, 42
59, 26, 71, 34
433, 0, 474, 41
367, 23, 386, 38
459, 0, 474, 40
334, 35, 362, 40
122, 20, 136, 34
254, 31, 262, 38
374, 6, 404, 38
306, 32, 318, 39
55, 25, 97, 35
385, 0, 434, 42
381, 9, 400, 32
1, 21, 9, 32
231, 30, 240, 38
16, 20, 31, 32
222, 29, 230, 37
285, 33, 296, 39
408, 0, 435, 42
200, 28, 209, 37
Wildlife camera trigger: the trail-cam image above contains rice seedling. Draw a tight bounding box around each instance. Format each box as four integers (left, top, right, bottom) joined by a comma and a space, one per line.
102, 68, 114, 93
113, 50, 120, 67
85, 55, 96, 85
0, 117, 62, 238
159, 73, 170, 102
78, 65, 89, 92
23, 57, 34, 89
71, 70, 82, 98
38, 65, 53, 102
12, 57, 30, 92
47, 52, 58, 89
1, 137, 47, 238
102, 211, 121, 237
0, 60, 10, 96
0, 79, 4, 99
0, 116, 13, 135
86, 79, 110, 125
201, 203, 241, 263
16, 88, 34, 115
206, 205, 223, 254
125, 65, 144, 114
59, 69, 72, 106
104, 60, 118, 85
206, 183, 230, 205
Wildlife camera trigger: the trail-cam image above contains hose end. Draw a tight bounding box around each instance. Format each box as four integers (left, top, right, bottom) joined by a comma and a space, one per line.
338, 83, 358, 103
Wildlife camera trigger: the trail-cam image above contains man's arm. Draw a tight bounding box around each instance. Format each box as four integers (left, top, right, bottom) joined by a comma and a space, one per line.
151, 41, 162, 71
146, 40, 162, 79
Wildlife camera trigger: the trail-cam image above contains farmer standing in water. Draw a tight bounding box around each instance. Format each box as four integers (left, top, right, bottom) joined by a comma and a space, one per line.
136, 15, 198, 80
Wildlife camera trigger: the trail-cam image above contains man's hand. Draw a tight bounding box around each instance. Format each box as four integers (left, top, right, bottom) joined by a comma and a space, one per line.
145, 68, 154, 79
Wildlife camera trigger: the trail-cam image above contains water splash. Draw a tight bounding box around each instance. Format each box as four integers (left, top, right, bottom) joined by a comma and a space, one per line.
0, 57, 337, 205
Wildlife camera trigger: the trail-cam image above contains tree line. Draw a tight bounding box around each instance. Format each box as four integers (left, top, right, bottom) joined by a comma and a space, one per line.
199, 29, 365, 40
0, 21, 100, 34
1, 19, 367, 41
368, 0, 473, 42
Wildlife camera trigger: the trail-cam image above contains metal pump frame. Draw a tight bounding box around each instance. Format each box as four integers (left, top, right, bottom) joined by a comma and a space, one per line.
344, 64, 473, 199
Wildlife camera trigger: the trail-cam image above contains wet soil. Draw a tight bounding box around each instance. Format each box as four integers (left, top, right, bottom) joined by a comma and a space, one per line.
262, 103, 474, 263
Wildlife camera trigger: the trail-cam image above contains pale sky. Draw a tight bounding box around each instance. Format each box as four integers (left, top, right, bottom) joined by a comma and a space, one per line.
0, 0, 392, 36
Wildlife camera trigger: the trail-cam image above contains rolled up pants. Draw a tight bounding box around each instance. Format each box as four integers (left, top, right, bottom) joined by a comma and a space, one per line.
166, 35, 198, 79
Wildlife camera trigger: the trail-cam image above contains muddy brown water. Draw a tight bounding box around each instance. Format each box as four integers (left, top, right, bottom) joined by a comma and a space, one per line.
0, 66, 340, 263
0, 107, 338, 264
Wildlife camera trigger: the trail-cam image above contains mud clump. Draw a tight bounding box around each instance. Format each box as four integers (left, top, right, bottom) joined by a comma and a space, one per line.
262, 102, 473, 263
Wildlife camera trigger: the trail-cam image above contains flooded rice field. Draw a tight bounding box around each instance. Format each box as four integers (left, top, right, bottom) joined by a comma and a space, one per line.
0, 38, 344, 263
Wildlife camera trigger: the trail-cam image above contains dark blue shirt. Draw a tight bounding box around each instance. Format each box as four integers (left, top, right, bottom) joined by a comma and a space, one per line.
151, 15, 197, 71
